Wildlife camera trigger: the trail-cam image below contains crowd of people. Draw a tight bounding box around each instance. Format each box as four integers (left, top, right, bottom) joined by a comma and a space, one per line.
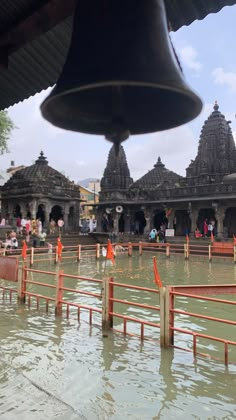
0, 216, 65, 252
194, 219, 216, 239
149, 222, 167, 243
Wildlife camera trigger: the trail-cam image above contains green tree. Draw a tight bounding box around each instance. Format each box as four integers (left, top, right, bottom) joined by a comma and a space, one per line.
0, 110, 15, 154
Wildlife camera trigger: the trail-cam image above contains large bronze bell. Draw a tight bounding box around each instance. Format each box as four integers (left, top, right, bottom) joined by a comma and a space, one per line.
41, 0, 202, 146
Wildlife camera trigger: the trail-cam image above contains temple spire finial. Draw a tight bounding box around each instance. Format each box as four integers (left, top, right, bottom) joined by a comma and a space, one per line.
214, 100, 219, 111
36, 151, 48, 164
154, 156, 164, 168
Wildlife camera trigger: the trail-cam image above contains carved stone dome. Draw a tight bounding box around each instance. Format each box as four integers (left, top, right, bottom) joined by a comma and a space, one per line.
2, 151, 79, 198
131, 157, 182, 190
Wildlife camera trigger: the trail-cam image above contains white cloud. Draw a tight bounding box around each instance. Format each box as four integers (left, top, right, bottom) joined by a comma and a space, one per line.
212, 67, 236, 92
179, 46, 202, 72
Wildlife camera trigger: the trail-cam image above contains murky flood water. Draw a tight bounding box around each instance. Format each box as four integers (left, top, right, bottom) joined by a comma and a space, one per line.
0, 252, 236, 419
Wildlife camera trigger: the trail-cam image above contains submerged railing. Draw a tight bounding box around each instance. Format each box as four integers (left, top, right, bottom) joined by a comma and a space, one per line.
2, 240, 236, 266
1, 259, 236, 366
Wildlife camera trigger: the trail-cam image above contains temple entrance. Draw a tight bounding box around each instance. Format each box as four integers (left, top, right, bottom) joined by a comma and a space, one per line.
224, 208, 236, 237
153, 209, 168, 230
36, 204, 45, 226
50, 205, 63, 224
134, 210, 146, 234
197, 208, 217, 234
25, 203, 31, 219
175, 210, 191, 235
13, 204, 22, 219
118, 213, 125, 233
68, 206, 75, 231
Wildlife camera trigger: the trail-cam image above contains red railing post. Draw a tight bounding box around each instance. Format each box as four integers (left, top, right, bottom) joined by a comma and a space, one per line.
30, 247, 34, 267
55, 269, 64, 316
139, 241, 143, 256
55, 246, 58, 264
108, 277, 114, 328
18, 264, 27, 303
128, 242, 132, 257
166, 243, 170, 258
96, 243, 100, 259
77, 244, 81, 262
102, 276, 113, 335
167, 286, 174, 346
209, 244, 212, 262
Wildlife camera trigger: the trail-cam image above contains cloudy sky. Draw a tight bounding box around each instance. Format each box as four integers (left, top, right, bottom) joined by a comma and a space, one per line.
1, 4, 236, 182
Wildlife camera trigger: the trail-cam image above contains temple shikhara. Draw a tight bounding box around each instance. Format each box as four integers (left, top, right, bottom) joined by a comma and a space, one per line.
96, 103, 236, 238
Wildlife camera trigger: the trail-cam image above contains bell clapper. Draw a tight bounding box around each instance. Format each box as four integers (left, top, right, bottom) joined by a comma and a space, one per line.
105, 86, 130, 154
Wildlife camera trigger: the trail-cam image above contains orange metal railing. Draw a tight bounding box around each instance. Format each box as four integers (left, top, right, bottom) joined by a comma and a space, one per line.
166, 285, 236, 365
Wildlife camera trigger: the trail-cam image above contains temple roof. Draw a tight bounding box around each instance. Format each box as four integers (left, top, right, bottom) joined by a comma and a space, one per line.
1, 151, 80, 199
101, 145, 133, 192
0, 1, 235, 110
131, 157, 182, 190
186, 102, 236, 182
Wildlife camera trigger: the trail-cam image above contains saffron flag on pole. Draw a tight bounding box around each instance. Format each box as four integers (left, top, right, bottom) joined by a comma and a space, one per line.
57, 238, 63, 261
153, 256, 163, 288
22, 240, 27, 260
106, 239, 115, 265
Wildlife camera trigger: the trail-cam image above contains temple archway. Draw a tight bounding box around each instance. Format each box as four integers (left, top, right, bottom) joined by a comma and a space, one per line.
134, 210, 146, 234
50, 205, 63, 223
118, 213, 125, 233
36, 204, 45, 226
175, 210, 191, 235
197, 208, 217, 234
13, 204, 22, 219
153, 209, 167, 230
224, 208, 236, 237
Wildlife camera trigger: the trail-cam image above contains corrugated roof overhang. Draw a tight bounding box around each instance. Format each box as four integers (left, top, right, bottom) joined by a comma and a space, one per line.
0, 0, 235, 110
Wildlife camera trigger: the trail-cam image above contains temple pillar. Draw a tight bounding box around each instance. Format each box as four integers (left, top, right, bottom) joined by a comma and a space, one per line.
113, 213, 119, 234
124, 208, 131, 233
216, 207, 225, 239
29, 199, 37, 219
190, 208, 199, 234
64, 210, 70, 233
144, 208, 152, 234
96, 208, 104, 232
168, 210, 175, 229
44, 204, 50, 231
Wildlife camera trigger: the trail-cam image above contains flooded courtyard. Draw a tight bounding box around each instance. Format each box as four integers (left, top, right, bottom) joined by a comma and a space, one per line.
0, 253, 236, 419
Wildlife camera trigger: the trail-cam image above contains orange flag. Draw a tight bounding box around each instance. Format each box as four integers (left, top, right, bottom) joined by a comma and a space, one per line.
153, 256, 163, 288
106, 239, 115, 265
57, 238, 63, 261
22, 240, 27, 260
186, 234, 190, 243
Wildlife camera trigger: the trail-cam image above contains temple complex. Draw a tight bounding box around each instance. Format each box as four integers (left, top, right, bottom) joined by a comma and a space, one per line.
1, 152, 81, 232
97, 103, 236, 238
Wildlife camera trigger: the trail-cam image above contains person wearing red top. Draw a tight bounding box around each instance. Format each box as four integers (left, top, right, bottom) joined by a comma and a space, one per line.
203, 219, 208, 238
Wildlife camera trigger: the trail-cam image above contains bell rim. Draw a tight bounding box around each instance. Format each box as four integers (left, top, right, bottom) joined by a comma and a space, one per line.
41, 80, 202, 110
41, 81, 203, 135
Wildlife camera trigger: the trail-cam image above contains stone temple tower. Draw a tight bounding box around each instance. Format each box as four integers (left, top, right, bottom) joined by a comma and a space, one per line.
186, 102, 236, 184
100, 145, 133, 201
